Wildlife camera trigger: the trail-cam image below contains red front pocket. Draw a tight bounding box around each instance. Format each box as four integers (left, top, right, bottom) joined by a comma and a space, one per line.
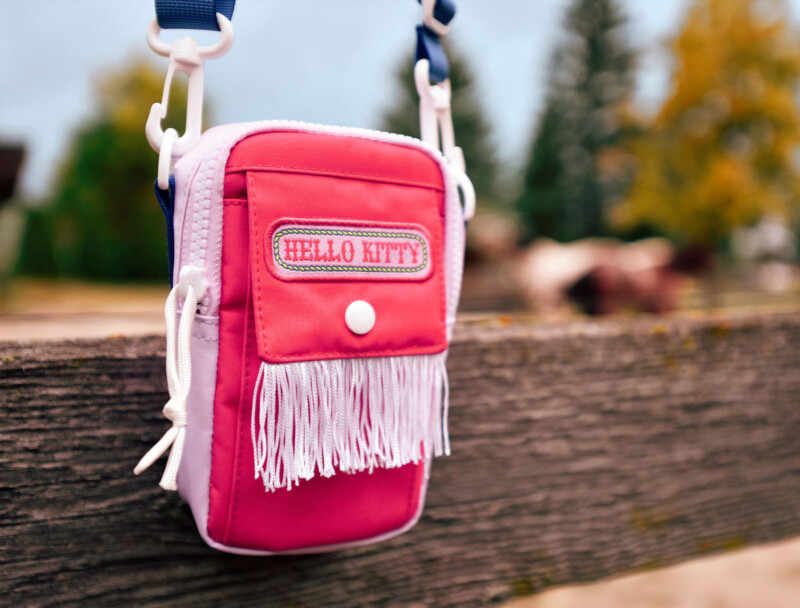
267, 219, 434, 282
244, 166, 447, 363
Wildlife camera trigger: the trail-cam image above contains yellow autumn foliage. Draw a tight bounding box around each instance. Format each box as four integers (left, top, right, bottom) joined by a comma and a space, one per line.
614, 0, 800, 246
96, 58, 196, 137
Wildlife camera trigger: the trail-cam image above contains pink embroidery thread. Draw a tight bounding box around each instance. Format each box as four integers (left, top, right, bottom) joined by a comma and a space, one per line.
269, 222, 433, 281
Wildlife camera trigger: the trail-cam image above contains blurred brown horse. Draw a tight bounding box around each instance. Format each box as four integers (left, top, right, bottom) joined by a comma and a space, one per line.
517, 238, 709, 316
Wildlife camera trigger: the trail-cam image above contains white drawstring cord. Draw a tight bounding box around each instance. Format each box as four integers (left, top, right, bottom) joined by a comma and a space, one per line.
134, 284, 198, 490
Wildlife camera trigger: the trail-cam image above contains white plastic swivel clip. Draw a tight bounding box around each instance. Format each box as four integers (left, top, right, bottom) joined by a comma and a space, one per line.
415, 59, 476, 221
145, 13, 234, 189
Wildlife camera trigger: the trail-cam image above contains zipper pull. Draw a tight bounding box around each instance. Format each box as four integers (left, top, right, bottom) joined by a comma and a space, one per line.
134, 266, 208, 490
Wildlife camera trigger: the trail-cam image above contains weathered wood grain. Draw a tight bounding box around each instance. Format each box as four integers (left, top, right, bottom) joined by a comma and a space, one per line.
2, 312, 799, 607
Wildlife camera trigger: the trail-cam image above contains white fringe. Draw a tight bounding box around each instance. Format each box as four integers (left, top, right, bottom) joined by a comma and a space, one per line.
251, 353, 450, 492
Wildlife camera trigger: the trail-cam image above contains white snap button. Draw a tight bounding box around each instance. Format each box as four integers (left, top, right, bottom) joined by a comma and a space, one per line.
345, 300, 375, 335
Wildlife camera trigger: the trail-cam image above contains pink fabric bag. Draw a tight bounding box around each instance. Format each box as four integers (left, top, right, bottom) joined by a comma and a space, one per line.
134, 0, 471, 555
134, 121, 467, 554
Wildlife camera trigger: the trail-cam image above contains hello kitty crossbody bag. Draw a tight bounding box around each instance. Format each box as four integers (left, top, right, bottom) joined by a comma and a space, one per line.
133, 0, 474, 554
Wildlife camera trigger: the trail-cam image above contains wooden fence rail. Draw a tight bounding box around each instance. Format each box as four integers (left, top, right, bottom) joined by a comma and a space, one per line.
2, 312, 800, 606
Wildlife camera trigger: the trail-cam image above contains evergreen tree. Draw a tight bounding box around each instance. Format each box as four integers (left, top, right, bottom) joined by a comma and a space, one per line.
515, 0, 636, 243
379, 45, 499, 205
18, 59, 198, 281
614, 0, 800, 250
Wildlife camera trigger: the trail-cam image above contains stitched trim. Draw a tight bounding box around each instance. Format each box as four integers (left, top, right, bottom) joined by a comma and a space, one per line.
192, 315, 219, 325
263, 343, 448, 363
226, 164, 443, 192
191, 333, 219, 342
174, 158, 203, 295
273, 227, 428, 274
224, 277, 255, 545
265, 218, 436, 285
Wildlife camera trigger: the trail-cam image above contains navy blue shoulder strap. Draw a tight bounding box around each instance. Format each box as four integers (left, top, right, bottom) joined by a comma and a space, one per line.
155, 0, 236, 31
415, 0, 456, 83
419, 0, 455, 25
154, 0, 456, 82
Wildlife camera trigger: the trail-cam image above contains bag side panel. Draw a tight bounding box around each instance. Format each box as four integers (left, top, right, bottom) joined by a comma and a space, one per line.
173, 161, 221, 541
176, 317, 219, 536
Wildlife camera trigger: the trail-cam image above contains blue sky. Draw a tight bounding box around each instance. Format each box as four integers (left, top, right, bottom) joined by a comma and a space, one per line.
1, 0, 782, 198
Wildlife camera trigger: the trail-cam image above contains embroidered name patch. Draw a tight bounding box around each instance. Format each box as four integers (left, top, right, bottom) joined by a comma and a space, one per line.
268, 221, 433, 281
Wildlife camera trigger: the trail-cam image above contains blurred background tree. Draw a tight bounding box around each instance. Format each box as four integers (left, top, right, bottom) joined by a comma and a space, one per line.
613, 0, 800, 252
515, 0, 637, 244
17, 59, 198, 282
378, 46, 500, 206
